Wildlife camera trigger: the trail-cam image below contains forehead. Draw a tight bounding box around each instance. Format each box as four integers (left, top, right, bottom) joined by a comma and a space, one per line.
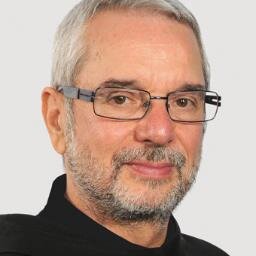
77, 9, 204, 91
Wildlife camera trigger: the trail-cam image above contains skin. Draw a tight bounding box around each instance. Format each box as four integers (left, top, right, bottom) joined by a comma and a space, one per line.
42, 9, 205, 248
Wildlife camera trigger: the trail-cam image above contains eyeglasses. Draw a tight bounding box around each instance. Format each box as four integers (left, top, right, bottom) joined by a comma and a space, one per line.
57, 86, 221, 122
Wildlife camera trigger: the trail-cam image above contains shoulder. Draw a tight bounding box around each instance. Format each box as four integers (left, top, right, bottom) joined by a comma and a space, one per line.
0, 214, 91, 255
0, 254, 27, 256
0, 214, 55, 255
0, 213, 37, 224
0, 213, 46, 236
0, 213, 72, 240
0, 214, 35, 255
180, 233, 229, 256
0, 214, 34, 234
0, 213, 66, 235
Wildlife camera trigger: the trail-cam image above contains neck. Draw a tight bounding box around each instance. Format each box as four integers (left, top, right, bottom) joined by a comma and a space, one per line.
66, 178, 170, 248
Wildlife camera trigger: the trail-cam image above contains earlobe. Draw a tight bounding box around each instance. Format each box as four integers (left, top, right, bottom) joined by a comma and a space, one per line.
41, 87, 66, 155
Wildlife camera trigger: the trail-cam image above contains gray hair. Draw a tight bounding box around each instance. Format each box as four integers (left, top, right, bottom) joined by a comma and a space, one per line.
51, 0, 210, 90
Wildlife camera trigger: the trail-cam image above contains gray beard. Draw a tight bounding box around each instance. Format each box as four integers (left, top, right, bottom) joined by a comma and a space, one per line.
64, 142, 200, 224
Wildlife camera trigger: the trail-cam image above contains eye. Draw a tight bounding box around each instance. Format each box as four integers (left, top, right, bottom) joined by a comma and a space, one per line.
169, 91, 202, 112
112, 95, 127, 104
101, 89, 142, 107
176, 98, 190, 107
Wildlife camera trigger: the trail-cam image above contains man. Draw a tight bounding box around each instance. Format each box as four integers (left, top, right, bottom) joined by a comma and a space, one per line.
0, 0, 228, 255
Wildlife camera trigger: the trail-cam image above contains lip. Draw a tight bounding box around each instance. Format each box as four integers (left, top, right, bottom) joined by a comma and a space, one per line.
126, 161, 173, 179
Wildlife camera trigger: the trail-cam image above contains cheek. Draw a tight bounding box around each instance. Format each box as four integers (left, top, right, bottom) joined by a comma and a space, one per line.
73, 104, 136, 163
176, 124, 203, 163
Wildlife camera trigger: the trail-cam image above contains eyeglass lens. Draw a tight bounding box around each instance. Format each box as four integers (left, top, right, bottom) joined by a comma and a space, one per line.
93, 87, 218, 122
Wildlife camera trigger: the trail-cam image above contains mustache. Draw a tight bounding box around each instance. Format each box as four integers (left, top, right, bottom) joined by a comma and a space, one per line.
112, 146, 186, 172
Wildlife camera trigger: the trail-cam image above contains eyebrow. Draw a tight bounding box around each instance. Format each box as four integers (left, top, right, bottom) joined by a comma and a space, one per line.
99, 79, 138, 89
177, 83, 206, 91
98, 79, 206, 92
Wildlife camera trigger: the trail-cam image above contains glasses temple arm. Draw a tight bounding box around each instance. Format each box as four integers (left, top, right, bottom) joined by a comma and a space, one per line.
57, 86, 94, 102
205, 95, 221, 107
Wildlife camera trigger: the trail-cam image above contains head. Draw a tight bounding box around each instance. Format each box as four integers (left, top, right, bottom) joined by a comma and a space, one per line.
42, 0, 209, 225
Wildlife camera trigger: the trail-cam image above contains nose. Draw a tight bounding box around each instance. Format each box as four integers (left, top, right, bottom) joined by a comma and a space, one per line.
134, 100, 175, 146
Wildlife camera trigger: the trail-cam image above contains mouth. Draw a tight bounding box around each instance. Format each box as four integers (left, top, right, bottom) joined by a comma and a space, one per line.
126, 161, 173, 179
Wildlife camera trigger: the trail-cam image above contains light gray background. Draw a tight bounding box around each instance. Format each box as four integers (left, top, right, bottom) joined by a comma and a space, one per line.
0, 1, 255, 255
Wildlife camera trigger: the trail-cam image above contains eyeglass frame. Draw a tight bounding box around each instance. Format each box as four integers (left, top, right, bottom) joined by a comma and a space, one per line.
57, 85, 221, 123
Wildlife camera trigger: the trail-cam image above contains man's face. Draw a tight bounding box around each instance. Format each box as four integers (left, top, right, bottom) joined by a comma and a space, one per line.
64, 10, 205, 222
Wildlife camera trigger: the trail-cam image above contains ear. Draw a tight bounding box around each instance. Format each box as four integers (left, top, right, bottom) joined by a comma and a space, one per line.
41, 87, 66, 155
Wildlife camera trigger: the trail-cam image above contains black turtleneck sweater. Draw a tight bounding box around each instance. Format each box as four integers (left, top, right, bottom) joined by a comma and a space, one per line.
0, 175, 229, 255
